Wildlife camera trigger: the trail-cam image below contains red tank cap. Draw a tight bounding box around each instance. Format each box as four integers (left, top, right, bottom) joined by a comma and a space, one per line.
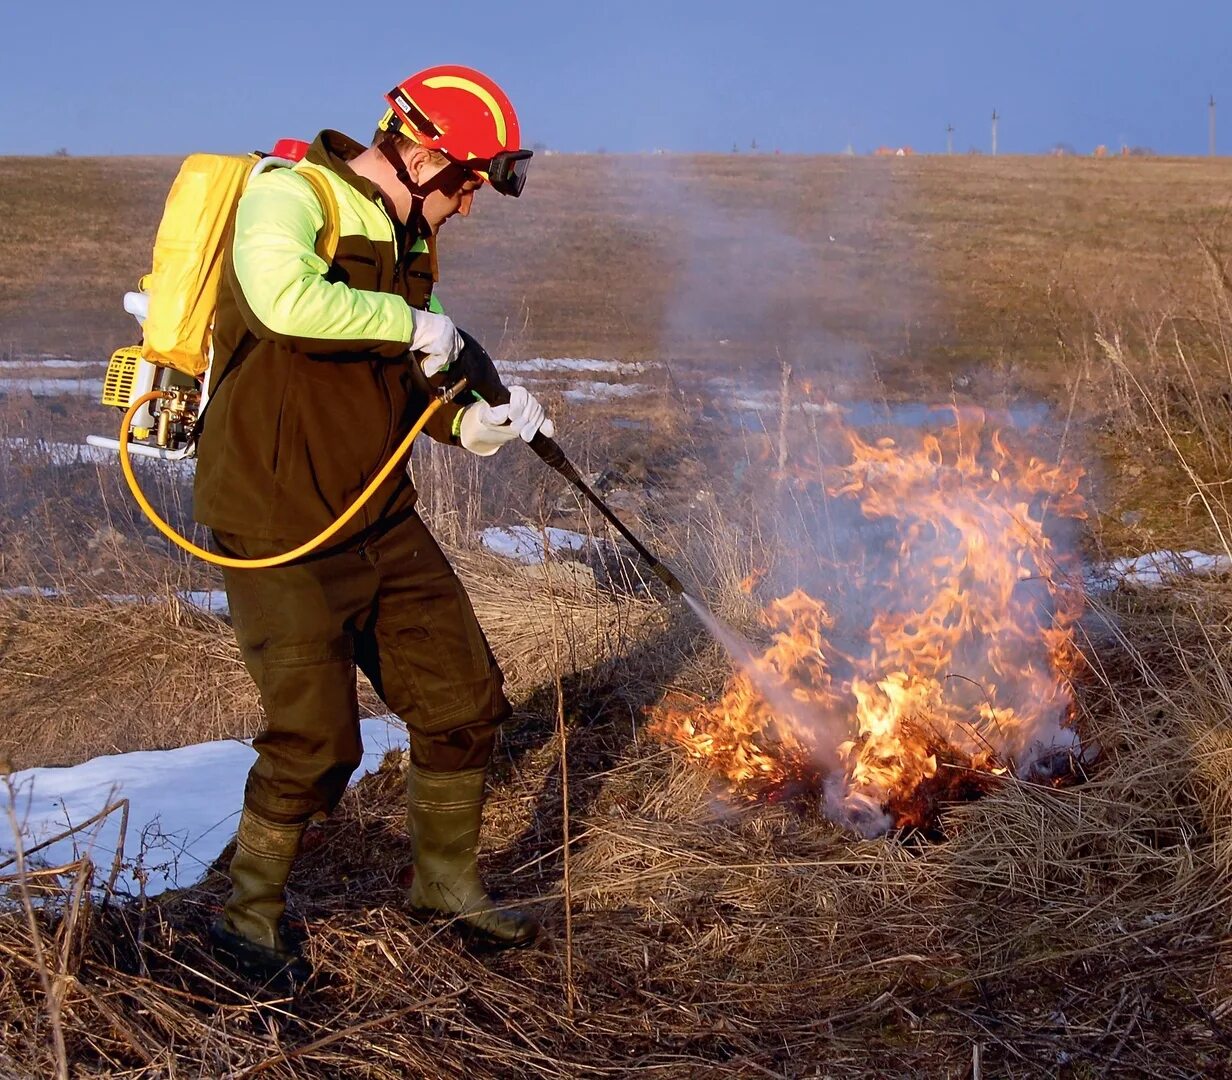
270, 138, 311, 161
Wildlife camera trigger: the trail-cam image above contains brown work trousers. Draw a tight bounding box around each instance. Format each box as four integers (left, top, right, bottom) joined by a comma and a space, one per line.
216, 511, 510, 825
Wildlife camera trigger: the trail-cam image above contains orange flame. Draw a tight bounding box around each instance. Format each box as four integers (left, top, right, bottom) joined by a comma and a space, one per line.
651, 407, 1085, 836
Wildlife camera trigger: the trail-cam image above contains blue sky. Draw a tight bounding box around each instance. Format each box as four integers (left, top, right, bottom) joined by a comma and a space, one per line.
3, 1, 1229, 156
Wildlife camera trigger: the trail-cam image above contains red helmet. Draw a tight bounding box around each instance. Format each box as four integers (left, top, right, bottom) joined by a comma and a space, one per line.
380, 65, 532, 196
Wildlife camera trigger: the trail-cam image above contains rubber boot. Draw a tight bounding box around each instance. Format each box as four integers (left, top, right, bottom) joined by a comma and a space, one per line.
210, 808, 310, 988
405, 764, 539, 949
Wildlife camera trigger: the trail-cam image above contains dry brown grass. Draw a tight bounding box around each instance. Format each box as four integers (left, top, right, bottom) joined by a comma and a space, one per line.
0, 542, 665, 772
1063, 237, 1232, 557
0, 592, 256, 769
4, 150, 1232, 1077
5, 153, 1232, 388
1, 577, 1229, 1077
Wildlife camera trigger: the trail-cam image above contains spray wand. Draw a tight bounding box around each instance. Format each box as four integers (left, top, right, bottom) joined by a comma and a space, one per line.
455, 331, 689, 598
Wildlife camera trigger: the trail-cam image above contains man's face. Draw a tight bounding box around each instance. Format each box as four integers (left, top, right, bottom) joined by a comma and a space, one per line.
422, 172, 482, 232
406, 148, 483, 232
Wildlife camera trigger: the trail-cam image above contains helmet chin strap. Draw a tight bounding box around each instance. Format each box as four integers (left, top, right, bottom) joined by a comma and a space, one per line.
378, 138, 462, 240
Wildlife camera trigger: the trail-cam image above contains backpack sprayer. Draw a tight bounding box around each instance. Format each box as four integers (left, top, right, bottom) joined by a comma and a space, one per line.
87, 140, 337, 467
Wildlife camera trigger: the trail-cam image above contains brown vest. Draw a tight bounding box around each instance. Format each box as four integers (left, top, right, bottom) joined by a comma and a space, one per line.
193, 131, 462, 543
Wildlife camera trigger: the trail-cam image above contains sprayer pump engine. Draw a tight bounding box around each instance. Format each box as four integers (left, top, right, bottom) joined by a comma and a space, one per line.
97, 343, 203, 458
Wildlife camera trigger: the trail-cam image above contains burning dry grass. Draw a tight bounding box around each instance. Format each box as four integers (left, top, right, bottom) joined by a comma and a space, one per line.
2, 579, 1230, 1077
653, 405, 1089, 839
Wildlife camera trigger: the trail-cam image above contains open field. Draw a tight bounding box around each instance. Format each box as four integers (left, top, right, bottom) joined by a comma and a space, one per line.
4, 152, 1232, 377
5, 150, 1232, 547
2, 152, 1232, 1076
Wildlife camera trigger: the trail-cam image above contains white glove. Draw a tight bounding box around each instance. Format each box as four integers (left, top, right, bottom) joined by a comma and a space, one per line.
409, 308, 461, 377
459, 385, 557, 457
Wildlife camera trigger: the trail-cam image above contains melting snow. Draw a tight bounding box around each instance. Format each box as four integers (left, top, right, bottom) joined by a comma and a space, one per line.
0, 437, 196, 475
1, 437, 120, 466
0, 586, 229, 616
0, 717, 409, 898
0, 378, 105, 397
181, 590, 230, 616
480, 525, 612, 564
0, 359, 105, 369
1086, 549, 1232, 591
562, 382, 649, 402
496, 357, 652, 375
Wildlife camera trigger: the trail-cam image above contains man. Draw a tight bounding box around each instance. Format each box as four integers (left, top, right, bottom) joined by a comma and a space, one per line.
193, 66, 552, 984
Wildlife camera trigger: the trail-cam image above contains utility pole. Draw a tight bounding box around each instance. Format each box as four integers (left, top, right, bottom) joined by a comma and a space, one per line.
991, 109, 999, 156
946, 123, 954, 155
1210, 95, 1217, 157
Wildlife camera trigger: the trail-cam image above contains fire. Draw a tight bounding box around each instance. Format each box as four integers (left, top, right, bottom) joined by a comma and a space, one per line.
652, 406, 1086, 836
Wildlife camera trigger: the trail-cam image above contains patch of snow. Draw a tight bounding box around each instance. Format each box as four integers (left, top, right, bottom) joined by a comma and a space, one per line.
496, 357, 652, 375
480, 525, 613, 564
98, 590, 230, 616
0, 586, 229, 616
0, 717, 409, 898
729, 394, 776, 411
1, 437, 119, 466
562, 382, 650, 402
1086, 549, 1232, 591
0, 359, 105, 369
0, 437, 196, 476
181, 590, 230, 616
0, 378, 105, 397
799, 400, 847, 417
0, 585, 61, 599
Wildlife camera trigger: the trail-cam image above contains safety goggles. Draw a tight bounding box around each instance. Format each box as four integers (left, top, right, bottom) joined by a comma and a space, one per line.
461, 149, 533, 197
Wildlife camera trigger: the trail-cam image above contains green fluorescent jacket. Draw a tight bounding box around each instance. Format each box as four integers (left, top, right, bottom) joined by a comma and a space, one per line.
193, 130, 463, 543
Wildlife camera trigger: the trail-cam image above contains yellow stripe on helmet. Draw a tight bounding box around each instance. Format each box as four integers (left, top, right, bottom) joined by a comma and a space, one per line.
422, 74, 508, 147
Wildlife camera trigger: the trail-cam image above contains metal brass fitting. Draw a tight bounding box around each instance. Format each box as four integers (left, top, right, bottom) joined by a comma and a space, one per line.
155, 387, 201, 449
438, 376, 470, 405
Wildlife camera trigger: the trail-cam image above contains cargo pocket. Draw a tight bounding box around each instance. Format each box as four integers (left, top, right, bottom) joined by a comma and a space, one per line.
256, 636, 358, 740
249, 635, 362, 819
376, 607, 504, 736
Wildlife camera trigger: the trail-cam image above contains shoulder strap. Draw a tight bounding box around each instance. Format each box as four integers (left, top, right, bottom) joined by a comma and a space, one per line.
297, 166, 340, 263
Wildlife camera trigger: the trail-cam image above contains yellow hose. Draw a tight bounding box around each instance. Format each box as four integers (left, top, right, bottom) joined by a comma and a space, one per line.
119, 389, 444, 569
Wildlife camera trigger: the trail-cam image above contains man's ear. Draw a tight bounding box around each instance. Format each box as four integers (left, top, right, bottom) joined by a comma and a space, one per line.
403, 144, 433, 184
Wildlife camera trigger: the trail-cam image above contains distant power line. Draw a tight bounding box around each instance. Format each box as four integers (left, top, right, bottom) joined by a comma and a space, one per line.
1211, 95, 1217, 157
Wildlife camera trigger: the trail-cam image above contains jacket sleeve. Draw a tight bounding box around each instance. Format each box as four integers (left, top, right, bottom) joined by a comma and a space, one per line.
228, 169, 413, 358
423, 396, 466, 446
